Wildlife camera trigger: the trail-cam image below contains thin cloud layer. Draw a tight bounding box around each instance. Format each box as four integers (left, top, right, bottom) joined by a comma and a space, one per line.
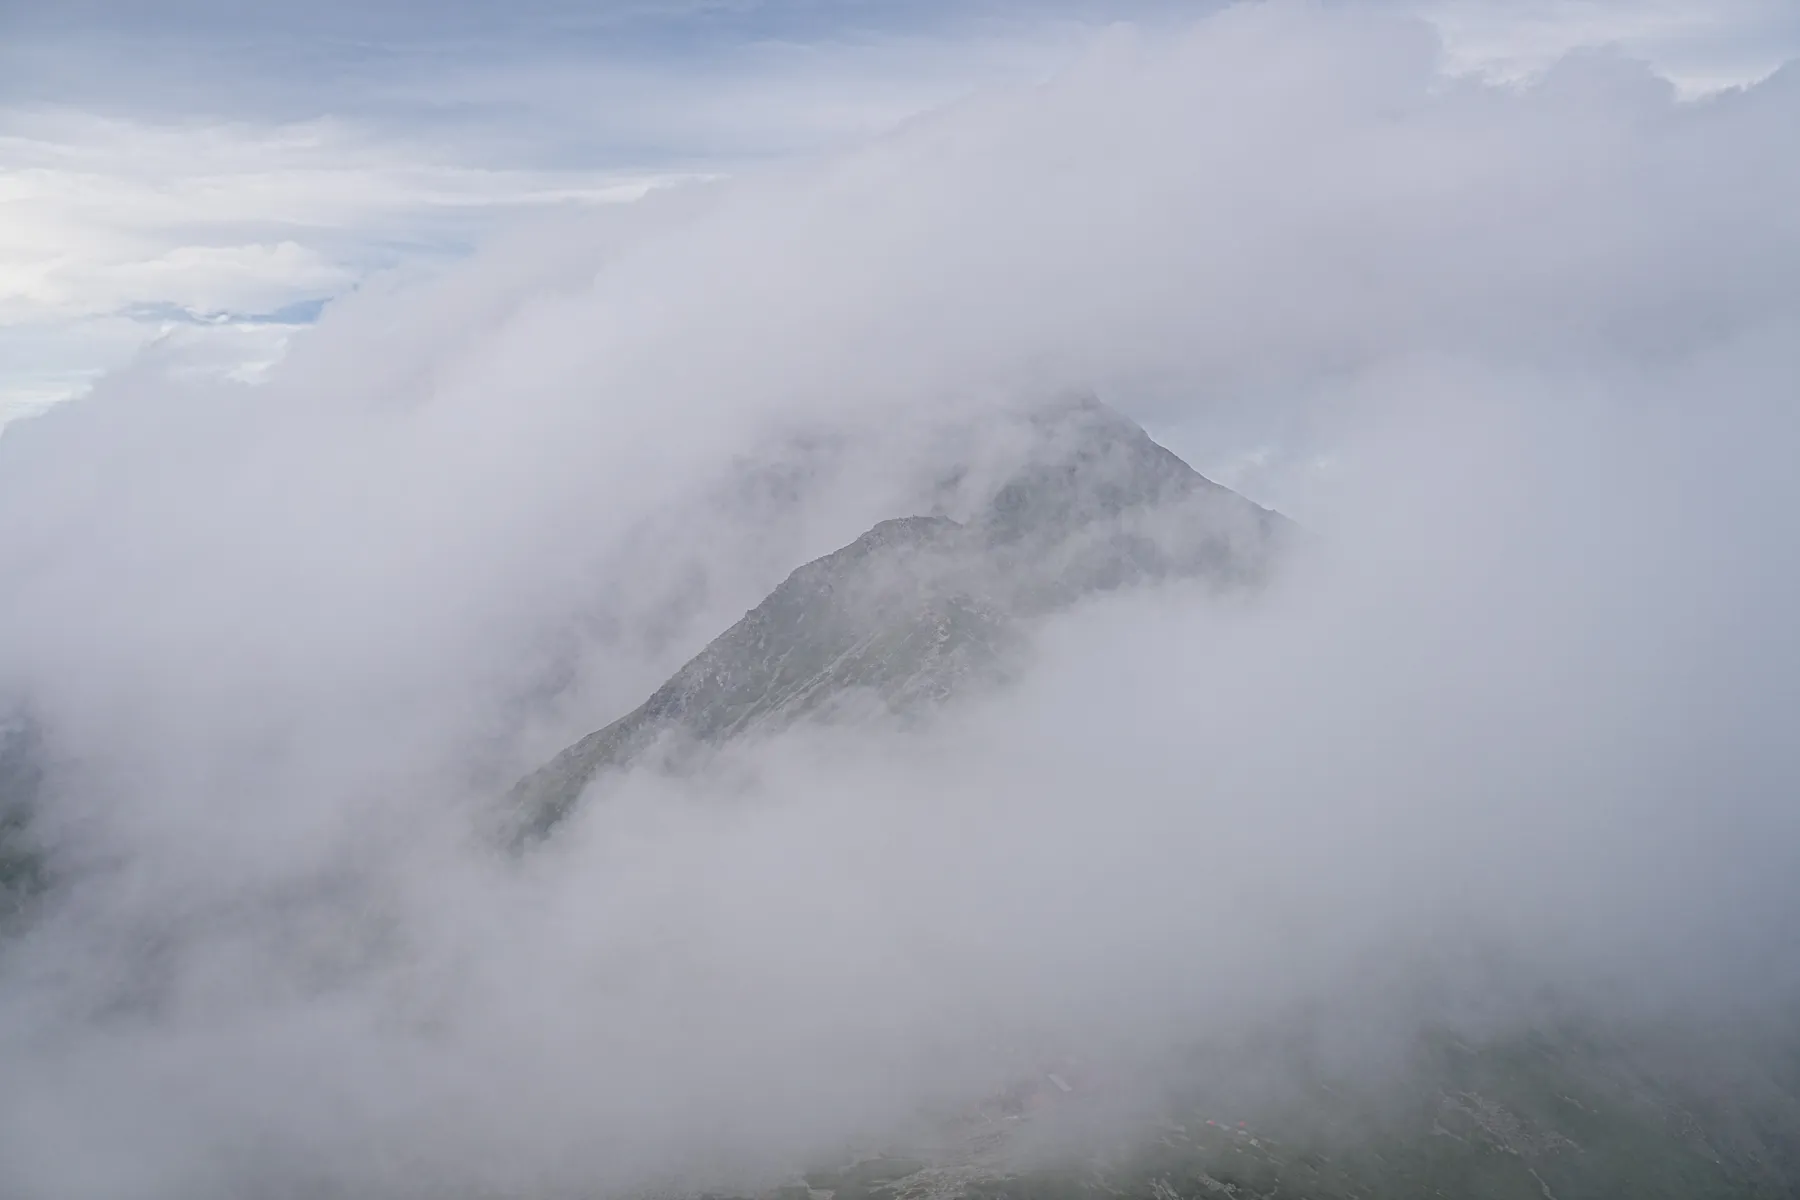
0, 110, 690, 420
1, 6, 1798, 1198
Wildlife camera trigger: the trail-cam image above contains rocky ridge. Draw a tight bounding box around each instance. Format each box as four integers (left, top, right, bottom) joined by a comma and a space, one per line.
504, 396, 1289, 840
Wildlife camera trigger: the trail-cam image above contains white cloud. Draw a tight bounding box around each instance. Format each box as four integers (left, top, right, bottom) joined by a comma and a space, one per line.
5, 1, 1795, 428
0, 15, 1106, 424
1423, 0, 1798, 93
0, 110, 694, 420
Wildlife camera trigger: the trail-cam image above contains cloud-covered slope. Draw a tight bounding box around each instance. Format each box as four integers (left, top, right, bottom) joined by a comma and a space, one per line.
506, 397, 1287, 838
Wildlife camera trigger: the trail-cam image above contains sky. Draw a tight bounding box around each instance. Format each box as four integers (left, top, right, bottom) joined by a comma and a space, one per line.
3, 0, 1798, 425
2, 4, 1800, 1198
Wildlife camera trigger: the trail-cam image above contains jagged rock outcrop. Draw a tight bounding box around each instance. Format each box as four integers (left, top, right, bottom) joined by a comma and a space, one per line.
506, 396, 1290, 840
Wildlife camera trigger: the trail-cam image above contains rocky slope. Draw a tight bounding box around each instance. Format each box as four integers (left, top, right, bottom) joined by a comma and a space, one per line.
504, 396, 1290, 840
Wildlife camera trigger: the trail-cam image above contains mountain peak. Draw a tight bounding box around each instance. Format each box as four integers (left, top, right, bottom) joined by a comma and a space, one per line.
505, 398, 1289, 841
980, 394, 1225, 544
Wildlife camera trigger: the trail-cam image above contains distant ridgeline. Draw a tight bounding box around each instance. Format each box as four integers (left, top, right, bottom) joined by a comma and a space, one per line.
502, 395, 1292, 841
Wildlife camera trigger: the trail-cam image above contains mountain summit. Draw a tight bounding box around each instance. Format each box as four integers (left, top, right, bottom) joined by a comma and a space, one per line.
505, 397, 1290, 840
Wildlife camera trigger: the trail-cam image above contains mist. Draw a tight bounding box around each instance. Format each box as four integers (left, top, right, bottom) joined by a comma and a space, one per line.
3, 6, 1799, 1198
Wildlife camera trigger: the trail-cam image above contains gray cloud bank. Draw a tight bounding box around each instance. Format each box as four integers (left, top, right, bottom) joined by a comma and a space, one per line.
2, 6, 1799, 1197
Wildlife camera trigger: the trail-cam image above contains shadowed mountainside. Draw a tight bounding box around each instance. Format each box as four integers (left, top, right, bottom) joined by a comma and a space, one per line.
0, 714, 45, 929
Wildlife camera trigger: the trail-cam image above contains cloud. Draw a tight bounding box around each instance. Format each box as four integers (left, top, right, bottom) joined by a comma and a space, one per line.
1422, 0, 1800, 93
0, 6, 1798, 1197
7, 1, 1793, 425
0, 109, 694, 419
0, 15, 1093, 422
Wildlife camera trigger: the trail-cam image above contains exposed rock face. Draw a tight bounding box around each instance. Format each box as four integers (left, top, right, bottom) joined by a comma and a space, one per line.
505, 396, 1290, 841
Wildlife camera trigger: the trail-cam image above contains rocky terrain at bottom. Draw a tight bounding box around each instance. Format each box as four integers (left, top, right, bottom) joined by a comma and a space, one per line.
719, 1023, 1800, 1200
